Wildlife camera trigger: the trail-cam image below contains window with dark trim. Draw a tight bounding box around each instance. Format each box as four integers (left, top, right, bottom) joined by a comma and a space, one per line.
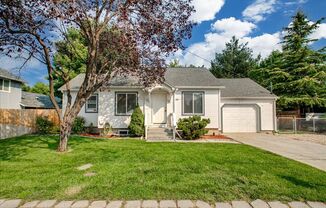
115, 92, 138, 115
182, 91, 204, 115
0, 78, 10, 92
85, 94, 98, 113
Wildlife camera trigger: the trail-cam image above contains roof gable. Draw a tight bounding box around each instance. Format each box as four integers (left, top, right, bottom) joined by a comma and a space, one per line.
0, 68, 25, 83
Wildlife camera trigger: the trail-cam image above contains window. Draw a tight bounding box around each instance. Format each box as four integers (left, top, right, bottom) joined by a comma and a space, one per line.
118, 130, 129, 136
85, 94, 98, 113
182, 91, 204, 115
115, 92, 138, 115
0, 78, 10, 92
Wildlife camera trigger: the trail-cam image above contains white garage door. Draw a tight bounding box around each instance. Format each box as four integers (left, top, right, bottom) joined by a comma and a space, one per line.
222, 105, 258, 132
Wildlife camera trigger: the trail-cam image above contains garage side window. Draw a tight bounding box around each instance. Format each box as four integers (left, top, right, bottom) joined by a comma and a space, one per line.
182, 91, 204, 115
115, 92, 138, 115
85, 94, 98, 113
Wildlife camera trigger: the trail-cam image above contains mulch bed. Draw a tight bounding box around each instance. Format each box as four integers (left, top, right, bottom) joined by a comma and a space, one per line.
200, 134, 232, 140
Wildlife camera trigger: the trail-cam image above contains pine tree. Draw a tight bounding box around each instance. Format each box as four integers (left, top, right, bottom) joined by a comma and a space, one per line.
250, 11, 326, 112
211, 36, 258, 78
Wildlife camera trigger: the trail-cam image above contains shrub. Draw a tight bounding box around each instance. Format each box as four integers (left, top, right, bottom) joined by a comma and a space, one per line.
177, 115, 210, 140
36, 116, 54, 134
72, 116, 86, 134
128, 105, 144, 136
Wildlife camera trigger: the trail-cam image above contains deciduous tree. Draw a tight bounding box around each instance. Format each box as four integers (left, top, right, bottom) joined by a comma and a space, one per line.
0, 0, 194, 151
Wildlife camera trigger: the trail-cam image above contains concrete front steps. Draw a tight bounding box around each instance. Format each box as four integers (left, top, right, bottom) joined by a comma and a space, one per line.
147, 127, 173, 140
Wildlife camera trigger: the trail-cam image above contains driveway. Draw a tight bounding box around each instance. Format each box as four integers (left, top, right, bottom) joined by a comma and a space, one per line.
226, 133, 326, 171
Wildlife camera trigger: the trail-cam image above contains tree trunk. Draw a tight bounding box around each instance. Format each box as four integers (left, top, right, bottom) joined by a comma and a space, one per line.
58, 116, 74, 152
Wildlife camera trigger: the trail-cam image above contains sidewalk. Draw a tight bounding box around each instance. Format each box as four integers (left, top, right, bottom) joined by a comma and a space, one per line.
0, 199, 325, 208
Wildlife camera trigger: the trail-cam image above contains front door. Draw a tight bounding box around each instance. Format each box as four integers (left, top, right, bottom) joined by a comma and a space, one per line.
152, 93, 167, 124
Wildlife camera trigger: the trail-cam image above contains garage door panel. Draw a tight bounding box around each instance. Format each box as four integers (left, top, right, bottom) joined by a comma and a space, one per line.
222, 105, 258, 133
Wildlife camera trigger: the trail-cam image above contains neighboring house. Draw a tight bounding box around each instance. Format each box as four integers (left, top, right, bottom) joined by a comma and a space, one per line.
0, 68, 24, 109
21, 92, 61, 109
60, 68, 277, 137
0, 68, 61, 110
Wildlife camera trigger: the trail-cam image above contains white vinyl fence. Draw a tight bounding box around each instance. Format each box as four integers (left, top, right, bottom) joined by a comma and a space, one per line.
277, 117, 326, 133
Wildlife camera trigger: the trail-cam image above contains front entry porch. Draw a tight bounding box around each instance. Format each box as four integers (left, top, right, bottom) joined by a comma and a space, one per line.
144, 84, 176, 140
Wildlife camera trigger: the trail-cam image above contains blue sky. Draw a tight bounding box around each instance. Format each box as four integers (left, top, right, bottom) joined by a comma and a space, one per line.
0, 0, 325, 86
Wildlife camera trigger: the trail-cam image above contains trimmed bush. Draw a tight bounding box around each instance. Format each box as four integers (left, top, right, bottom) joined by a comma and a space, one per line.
36, 116, 54, 134
177, 115, 210, 140
72, 116, 86, 134
128, 105, 144, 136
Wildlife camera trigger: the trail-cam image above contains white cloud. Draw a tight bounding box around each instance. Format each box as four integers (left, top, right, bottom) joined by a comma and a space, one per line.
310, 23, 326, 40
190, 0, 225, 23
212, 17, 256, 38
169, 17, 282, 68
242, 32, 281, 57
242, 0, 277, 23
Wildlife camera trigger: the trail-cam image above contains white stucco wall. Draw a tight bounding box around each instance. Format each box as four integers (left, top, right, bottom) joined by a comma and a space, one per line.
221, 98, 276, 131
174, 89, 220, 129
98, 88, 145, 129
62, 91, 98, 126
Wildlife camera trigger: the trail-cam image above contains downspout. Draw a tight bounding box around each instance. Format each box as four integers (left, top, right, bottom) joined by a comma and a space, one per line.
143, 90, 147, 140
172, 88, 177, 141
218, 89, 222, 132
273, 99, 277, 132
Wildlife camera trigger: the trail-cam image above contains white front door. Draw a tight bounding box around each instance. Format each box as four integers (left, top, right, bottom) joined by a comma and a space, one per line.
152, 93, 167, 124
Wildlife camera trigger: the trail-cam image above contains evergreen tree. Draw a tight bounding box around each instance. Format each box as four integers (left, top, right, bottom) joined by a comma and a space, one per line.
210, 36, 258, 78
52, 28, 87, 97
128, 105, 145, 136
250, 11, 326, 112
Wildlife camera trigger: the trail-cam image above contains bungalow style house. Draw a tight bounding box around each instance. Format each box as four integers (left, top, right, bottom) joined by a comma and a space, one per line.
60, 68, 277, 139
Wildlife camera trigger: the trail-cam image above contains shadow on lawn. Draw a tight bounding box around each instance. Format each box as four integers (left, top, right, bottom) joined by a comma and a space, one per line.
280, 175, 326, 189
0, 135, 98, 161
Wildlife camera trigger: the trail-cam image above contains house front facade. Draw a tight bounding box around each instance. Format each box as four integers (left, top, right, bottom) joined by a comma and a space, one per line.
60, 68, 277, 138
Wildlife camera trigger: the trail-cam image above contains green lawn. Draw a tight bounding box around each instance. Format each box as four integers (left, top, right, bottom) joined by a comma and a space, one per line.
0, 135, 325, 202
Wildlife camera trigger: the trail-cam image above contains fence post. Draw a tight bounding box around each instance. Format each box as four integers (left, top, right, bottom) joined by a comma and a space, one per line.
312, 118, 316, 132
293, 116, 297, 134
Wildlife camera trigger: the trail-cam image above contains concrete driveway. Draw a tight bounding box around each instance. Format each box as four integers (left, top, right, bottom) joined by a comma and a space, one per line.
226, 133, 326, 171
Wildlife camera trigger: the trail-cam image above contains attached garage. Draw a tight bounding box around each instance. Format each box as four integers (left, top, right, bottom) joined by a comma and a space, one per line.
222, 104, 259, 132
217, 78, 278, 133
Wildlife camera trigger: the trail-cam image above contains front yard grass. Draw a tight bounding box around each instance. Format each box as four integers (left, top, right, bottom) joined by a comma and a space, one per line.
0, 135, 325, 202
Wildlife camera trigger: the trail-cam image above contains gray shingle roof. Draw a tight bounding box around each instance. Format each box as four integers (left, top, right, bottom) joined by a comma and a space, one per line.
59, 68, 276, 98
217, 78, 277, 98
0, 68, 25, 83
164, 68, 223, 87
21, 92, 61, 109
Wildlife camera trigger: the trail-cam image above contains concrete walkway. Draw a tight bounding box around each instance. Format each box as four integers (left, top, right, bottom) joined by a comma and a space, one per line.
0, 199, 325, 208
226, 133, 326, 171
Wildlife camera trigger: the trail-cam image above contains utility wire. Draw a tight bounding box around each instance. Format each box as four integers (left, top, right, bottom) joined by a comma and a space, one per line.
186, 51, 212, 63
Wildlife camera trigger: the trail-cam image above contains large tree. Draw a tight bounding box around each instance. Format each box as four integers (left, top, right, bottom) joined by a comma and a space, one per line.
210, 36, 258, 78
0, 0, 194, 151
250, 11, 326, 112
